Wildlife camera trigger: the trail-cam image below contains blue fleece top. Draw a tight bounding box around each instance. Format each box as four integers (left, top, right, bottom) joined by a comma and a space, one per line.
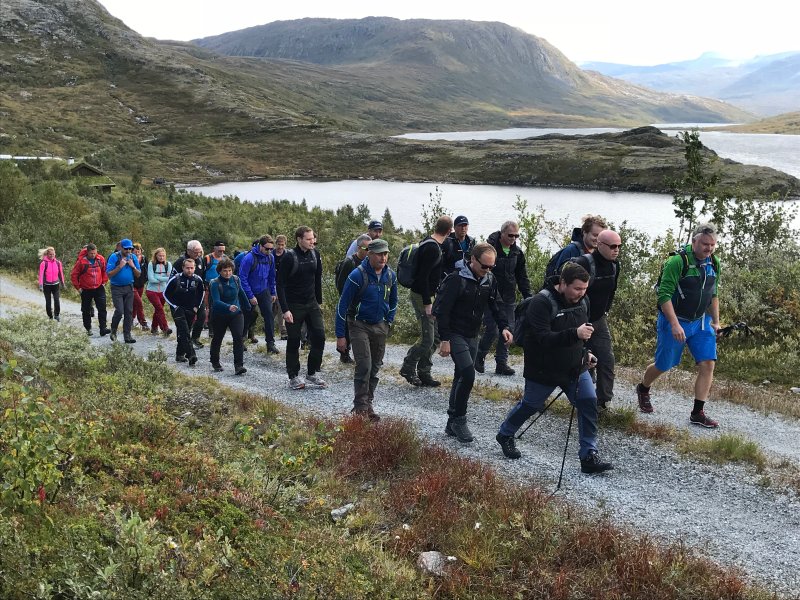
106, 251, 140, 286
335, 257, 398, 338
209, 275, 250, 316
238, 247, 276, 298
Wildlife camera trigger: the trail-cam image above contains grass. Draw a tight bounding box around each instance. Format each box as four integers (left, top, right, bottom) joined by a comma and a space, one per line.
0, 315, 781, 599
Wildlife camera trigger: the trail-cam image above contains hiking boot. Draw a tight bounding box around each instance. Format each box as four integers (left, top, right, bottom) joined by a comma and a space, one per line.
400, 367, 423, 386
496, 433, 521, 459
367, 409, 380, 423
176, 356, 188, 363
340, 351, 354, 364
188, 356, 197, 367
54, 315, 60, 322
124, 337, 136, 344
636, 383, 654, 413
248, 336, 259, 344
474, 353, 486, 374
280, 335, 288, 341
495, 362, 515, 376
580, 450, 614, 474
598, 399, 609, 412
86, 329, 93, 337
305, 373, 327, 388
267, 343, 280, 354
289, 376, 306, 390
445, 417, 474, 443
418, 374, 441, 387
192, 339, 204, 350
212, 363, 224, 372
235, 366, 247, 375
109, 330, 117, 341
690, 410, 719, 429
100, 328, 111, 337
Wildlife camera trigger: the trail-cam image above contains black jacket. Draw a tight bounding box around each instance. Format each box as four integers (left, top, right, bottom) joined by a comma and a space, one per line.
163, 273, 205, 311
172, 252, 207, 282
276, 246, 323, 311
443, 233, 476, 275
486, 231, 532, 303
573, 252, 619, 321
410, 236, 446, 305
523, 284, 589, 387
433, 260, 508, 341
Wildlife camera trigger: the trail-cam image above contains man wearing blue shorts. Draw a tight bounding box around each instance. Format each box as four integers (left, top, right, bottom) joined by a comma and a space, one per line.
636, 223, 722, 428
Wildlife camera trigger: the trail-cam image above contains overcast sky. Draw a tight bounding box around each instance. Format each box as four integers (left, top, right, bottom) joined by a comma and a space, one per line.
97, 0, 799, 66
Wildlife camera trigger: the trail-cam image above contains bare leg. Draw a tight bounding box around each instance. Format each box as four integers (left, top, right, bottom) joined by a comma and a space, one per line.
694, 360, 715, 401
642, 362, 665, 387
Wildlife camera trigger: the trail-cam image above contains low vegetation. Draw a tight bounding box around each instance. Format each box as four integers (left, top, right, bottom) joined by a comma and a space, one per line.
0, 316, 778, 599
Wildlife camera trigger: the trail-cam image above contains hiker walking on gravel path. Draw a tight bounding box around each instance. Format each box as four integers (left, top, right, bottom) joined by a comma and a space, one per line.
145, 248, 172, 336
164, 257, 205, 366
106, 238, 141, 343
70, 243, 110, 336
636, 223, 723, 428
38, 246, 65, 321
435, 243, 511, 443
334, 234, 371, 364
336, 238, 398, 420
208, 257, 249, 375
172, 241, 207, 349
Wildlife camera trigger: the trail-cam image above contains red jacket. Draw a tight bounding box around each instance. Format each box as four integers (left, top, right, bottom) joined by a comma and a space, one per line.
70, 248, 108, 290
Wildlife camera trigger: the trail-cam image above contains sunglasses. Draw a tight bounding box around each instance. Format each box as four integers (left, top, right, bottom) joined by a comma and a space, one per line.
359, 246, 369, 251
505, 233, 520, 239
477, 259, 495, 270
600, 242, 622, 250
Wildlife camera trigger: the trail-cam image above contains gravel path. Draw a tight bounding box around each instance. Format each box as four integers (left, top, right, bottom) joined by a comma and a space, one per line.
2, 275, 799, 597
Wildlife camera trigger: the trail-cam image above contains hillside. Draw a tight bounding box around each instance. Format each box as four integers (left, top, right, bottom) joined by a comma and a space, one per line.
194, 17, 750, 127
0, 0, 791, 194
718, 111, 800, 135
583, 51, 800, 117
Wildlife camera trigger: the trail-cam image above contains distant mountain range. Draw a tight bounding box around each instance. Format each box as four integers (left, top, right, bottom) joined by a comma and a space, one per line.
582, 52, 800, 117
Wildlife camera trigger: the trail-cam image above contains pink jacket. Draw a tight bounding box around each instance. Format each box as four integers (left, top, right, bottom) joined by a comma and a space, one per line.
39, 257, 65, 286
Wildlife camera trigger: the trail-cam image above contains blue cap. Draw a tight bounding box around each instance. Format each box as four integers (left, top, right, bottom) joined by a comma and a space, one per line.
120, 238, 134, 249
368, 220, 383, 230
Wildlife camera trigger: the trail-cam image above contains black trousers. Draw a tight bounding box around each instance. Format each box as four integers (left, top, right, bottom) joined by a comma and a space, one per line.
285, 301, 325, 378
80, 287, 107, 331
191, 303, 206, 342
170, 306, 197, 360
210, 311, 245, 368
42, 283, 61, 318
244, 290, 275, 344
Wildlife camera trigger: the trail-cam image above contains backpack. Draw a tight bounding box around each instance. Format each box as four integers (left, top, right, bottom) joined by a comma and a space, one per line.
397, 238, 441, 288
335, 256, 357, 294
654, 247, 719, 292
281, 248, 314, 279
544, 240, 583, 283
512, 289, 589, 347
568, 253, 617, 287
345, 265, 396, 316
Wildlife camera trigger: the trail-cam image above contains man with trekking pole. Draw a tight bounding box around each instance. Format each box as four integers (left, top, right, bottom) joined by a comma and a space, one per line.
495, 262, 613, 474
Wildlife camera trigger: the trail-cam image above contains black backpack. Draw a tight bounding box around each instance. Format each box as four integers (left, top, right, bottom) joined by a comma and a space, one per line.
654, 247, 719, 292
397, 238, 441, 288
512, 289, 589, 347
335, 256, 356, 294
544, 240, 583, 283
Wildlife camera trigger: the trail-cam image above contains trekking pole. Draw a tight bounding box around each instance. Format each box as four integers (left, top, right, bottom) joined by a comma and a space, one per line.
515, 390, 564, 440
555, 405, 575, 493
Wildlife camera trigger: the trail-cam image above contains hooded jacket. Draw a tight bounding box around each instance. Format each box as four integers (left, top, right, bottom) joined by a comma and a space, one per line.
486, 231, 532, 304
71, 248, 107, 290
554, 228, 590, 272
39, 256, 65, 286
433, 260, 508, 341
238, 246, 276, 298
443, 232, 476, 275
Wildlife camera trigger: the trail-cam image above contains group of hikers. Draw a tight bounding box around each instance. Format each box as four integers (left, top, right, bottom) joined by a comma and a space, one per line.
39, 214, 724, 474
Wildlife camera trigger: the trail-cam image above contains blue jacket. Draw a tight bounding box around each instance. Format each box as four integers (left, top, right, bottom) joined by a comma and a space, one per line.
335, 258, 398, 338
106, 251, 140, 286
209, 275, 251, 316
238, 247, 276, 298
555, 228, 588, 271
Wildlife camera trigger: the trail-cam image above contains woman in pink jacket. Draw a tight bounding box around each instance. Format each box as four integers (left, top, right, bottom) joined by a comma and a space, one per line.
38, 246, 65, 321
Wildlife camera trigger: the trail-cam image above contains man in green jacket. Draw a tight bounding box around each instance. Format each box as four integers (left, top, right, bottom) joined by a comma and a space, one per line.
636, 223, 722, 428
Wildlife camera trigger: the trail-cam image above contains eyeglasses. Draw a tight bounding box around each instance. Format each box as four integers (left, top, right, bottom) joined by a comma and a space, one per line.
359, 246, 369, 251
600, 242, 622, 250
477, 260, 495, 270
505, 233, 520, 239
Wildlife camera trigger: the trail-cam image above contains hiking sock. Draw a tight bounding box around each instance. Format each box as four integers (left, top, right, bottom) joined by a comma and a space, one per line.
640, 383, 650, 393
692, 399, 705, 414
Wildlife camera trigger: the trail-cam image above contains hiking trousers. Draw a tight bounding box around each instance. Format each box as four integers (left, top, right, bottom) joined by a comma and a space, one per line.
285, 301, 325, 378
210, 311, 245, 368
349, 318, 388, 413
110, 284, 134, 338
448, 334, 479, 419
170, 306, 197, 361
81, 287, 107, 331
42, 283, 61, 319
586, 315, 615, 404
478, 300, 515, 365
402, 291, 439, 377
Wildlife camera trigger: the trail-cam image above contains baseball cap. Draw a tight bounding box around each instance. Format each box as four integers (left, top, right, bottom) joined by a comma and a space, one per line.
368, 239, 389, 253
120, 238, 134, 249
213, 240, 226, 247
368, 220, 383, 230
454, 215, 469, 226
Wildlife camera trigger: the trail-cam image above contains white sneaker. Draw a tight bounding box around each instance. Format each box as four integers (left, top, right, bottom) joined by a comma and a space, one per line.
289, 376, 306, 390
305, 373, 327, 388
